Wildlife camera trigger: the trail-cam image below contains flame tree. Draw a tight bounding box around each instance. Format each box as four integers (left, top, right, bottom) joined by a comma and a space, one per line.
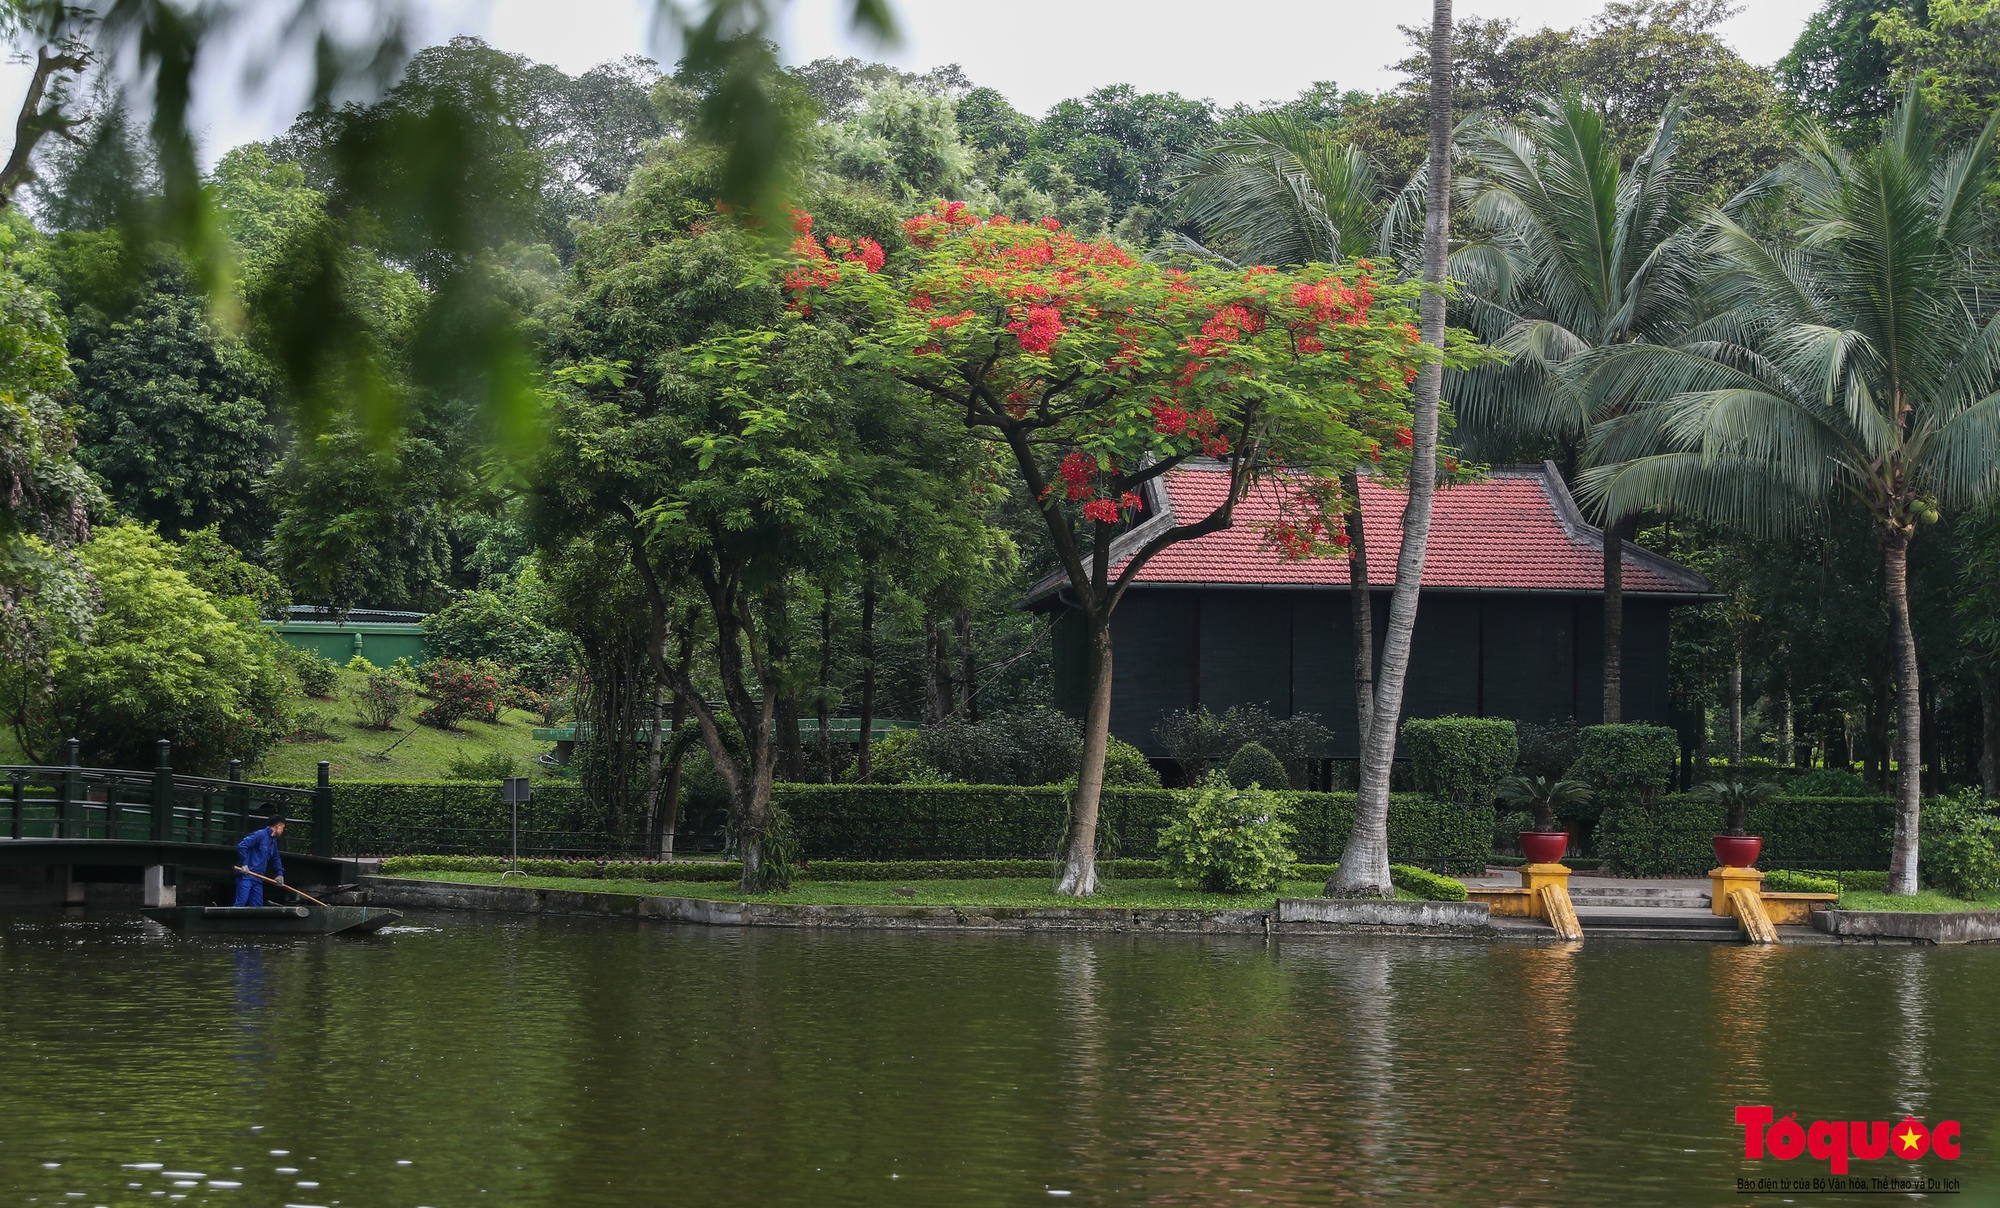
801, 203, 1481, 894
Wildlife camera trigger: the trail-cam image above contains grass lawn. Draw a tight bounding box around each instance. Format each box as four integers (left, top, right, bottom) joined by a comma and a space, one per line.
0, 664, 563, 781
392, 869, 1406, 910
254, 663, 560, 783
1838, 888, 2000, 913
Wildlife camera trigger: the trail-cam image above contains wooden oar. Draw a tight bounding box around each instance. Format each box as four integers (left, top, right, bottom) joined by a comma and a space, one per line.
233, 866, 330, 909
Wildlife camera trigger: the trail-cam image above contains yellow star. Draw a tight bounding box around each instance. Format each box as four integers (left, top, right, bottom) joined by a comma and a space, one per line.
1898, 1128, 1924, 1153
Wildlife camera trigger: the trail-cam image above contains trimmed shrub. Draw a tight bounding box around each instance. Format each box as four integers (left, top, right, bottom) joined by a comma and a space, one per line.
1153, 705, 1331, 787
1572, 724, 1678, 803
1404, 716, 1518, 802
1761, 869, 1839, 895
282, 646, 341, 698
1783, 767, 1883, 798
1104, 736, 1162, 787
1390, 864, 1468, 901
1226, 742, 1289, 790
447, 751, 519, 781
1157, 779, 1296, 893
1921, 791, 2000, 897
417, 657, 505, 729
1802, 869, 1887, 891
1595, 796, 1896, 876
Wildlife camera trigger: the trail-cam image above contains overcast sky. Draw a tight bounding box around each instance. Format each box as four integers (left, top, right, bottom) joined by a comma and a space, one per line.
5, 0, 1826, 164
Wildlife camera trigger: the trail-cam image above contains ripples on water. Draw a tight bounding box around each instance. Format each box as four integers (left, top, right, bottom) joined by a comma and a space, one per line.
0, 911, 1993, 1206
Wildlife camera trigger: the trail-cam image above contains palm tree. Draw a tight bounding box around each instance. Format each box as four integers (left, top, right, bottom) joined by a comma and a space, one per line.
1581, 91, 2000, 894
1452, 90, 1698, 723
1171, 113, 1386, 266
1170, 113, 1391, 749
1330, 0, 1457, 897
1495, 774, 1593, 833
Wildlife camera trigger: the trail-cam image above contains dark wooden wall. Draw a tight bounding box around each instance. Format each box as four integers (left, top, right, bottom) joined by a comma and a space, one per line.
1063, 588, 1679, 757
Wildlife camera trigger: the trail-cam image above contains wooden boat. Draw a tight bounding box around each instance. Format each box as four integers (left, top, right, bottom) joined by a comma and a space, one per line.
142, 904, 404, 935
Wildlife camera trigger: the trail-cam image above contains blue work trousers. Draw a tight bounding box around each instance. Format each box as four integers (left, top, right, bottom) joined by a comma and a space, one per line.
232, 875, 265, 907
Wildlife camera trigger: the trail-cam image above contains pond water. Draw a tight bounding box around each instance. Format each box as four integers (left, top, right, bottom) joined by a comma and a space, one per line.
1, 910, 1994, 1206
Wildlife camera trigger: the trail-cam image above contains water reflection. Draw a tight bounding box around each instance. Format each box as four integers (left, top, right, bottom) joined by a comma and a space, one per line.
1, 915, 1997, 1206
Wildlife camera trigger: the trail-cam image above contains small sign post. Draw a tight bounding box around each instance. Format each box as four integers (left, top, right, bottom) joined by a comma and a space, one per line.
500, 777, 532, 877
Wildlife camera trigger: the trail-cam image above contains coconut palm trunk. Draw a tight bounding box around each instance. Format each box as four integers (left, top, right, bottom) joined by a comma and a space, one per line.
1884, 534, 1924, 893
1329, 0, 1454, 897
1344, 470, 1374, 749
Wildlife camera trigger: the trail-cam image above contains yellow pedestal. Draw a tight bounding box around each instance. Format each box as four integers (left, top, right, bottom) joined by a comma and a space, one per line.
1521, 863, 1572, 900
1520, 864, 1570, 919
1710, 866, 1763, 916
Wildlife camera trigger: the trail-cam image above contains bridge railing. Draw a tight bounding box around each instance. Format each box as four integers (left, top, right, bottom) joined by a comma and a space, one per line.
1, 739, 334, 858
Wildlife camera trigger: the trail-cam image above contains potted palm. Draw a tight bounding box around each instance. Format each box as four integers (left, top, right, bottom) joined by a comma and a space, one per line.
1693, 780, 1778, 867
1495, 775, 1592, 864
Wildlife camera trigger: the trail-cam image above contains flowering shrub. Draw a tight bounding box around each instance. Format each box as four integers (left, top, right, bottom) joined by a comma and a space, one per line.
351, 664, 417, 731
1157, 776, 1298, 894
416, 657, 504, 730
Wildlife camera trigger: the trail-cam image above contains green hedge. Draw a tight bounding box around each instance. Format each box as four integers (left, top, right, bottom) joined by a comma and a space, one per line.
1761, 869, 1839, 894
281, 780, 595, 838
375, 854, 1476, 899
1573, 724, 1678, 802
344, 781, 1494, 872
1403, 716, 1517, 802
773, 784, 1492, 872
382, 855, 1222, 883
1389, 864, 1470, 901
1595, 796, 1896, 876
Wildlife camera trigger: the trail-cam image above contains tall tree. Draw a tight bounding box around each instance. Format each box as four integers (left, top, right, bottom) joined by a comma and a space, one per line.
820, 203, 1446, 895
1454, 93, 1698, 721
1584, 92, 2000, 894
1331, 0, 1456, 898
1779, 0, 1923, 140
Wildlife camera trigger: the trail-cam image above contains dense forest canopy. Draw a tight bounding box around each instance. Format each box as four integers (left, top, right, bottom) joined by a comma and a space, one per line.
2, 0, 2000, 876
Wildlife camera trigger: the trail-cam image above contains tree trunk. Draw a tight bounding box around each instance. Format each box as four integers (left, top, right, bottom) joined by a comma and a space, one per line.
956, 608, 978, 723
1866, 686, 1889, 790
1602, 514, 1634, 724
768, 593, 807, 781
659, 625, 695, 859
1977, 661, 2000, 799
818, 594, 836, 783
1780, 686, 1795, 768
1884, 538, 1923, 896
642, 669, 666, 846
856, 571, 877, 783
1057, 615, 1113, 896
1728, 653, 1743, 767
1344, 469, 1374, 749
1330, 0, 1453, 898
922, 615, 952, 724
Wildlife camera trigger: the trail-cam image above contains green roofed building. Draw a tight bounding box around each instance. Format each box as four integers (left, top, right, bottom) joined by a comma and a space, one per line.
264, 606, 430, 665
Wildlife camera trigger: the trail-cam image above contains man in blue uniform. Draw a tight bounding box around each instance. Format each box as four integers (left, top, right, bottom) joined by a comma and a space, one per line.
234, 815, 287, 906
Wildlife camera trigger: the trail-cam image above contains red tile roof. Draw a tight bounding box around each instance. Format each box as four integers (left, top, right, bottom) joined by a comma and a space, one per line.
1028, 463, 1709, 600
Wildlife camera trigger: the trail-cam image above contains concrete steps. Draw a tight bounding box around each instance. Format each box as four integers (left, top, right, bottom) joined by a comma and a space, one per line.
1568, 883, 1712, 910
1576, 904, 1741, 942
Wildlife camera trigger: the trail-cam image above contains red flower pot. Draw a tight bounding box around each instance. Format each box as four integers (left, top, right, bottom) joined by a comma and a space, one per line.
1711, 835, 1763, 868
1520, 830, 1569, 865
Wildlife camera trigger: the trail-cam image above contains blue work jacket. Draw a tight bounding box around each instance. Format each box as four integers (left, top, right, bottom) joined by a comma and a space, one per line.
237, 827, 286, 879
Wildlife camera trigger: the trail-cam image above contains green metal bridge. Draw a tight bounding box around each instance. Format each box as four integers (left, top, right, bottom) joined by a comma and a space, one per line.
0, 740, 353, 901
